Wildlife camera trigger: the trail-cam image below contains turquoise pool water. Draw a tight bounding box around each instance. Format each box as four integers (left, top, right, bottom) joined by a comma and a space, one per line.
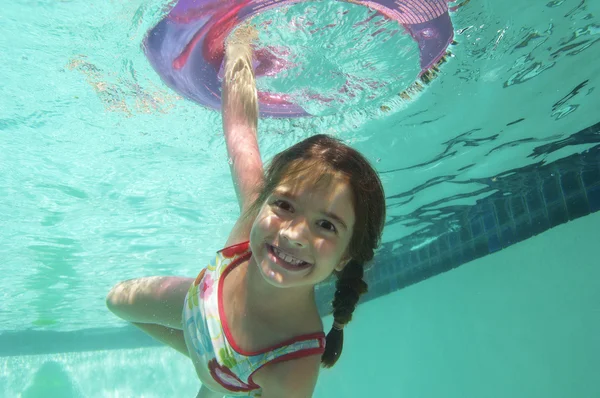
1, 0, 599, 396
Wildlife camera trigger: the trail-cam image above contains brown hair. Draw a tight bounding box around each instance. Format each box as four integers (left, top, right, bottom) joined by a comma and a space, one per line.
244, 134, 386, 368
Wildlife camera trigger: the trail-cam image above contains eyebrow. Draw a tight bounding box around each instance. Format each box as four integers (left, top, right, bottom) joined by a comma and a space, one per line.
273, 190, 349, 230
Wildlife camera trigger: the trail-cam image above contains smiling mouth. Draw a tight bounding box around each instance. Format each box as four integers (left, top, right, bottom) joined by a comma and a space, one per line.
266, 244, 312, 271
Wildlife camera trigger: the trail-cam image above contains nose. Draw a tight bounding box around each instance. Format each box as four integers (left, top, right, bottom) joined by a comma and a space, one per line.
280, 217, 309, 247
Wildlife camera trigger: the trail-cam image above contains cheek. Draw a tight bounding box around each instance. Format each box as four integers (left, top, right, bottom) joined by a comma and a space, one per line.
251, 211, 279, 238
313, 239, 344, 263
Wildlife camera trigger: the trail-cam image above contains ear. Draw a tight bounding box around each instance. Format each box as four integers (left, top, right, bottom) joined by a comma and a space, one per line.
335, 256, 351, 272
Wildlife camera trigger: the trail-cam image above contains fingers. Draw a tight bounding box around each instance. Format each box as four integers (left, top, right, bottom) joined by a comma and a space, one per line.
226, 23, 258, 48
222, 24, 259, 128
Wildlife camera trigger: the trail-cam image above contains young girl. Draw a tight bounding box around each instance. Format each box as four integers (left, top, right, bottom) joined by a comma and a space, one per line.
106, 27, 386, 398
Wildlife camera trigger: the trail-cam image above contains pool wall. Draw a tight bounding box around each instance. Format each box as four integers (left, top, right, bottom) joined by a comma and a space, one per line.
317, 132, 600, 314
3, 211, 598, 397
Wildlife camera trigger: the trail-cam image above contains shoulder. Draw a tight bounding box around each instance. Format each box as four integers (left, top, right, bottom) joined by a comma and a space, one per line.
224, 213, 254, 249
255, 354, 322, 398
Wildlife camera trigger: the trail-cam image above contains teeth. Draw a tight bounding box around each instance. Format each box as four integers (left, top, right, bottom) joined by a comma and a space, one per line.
273, 247, 305, 266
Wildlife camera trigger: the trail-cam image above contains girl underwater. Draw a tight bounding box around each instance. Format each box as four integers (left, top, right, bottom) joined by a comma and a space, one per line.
106, 26, 386, 398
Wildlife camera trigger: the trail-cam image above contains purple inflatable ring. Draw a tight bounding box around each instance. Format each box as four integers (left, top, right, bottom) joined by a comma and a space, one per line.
144, 0, 457, 118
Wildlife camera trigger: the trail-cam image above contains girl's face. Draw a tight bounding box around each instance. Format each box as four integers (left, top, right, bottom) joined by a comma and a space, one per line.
249, 172, 355, 289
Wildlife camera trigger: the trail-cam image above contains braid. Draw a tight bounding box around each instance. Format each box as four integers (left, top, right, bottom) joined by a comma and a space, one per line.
321, 259, 368, 368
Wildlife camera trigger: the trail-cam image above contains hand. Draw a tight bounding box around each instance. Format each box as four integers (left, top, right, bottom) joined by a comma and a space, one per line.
222, 23, 259, 128
226, 23, 258, 51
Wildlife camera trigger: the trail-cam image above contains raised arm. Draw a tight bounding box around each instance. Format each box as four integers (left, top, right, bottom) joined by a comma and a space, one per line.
222, 26, 264, 245
222, 26, 263, 213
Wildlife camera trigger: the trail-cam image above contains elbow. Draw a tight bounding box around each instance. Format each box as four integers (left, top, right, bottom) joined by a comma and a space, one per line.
105, 281, 130, 319
105, 285, 119, 314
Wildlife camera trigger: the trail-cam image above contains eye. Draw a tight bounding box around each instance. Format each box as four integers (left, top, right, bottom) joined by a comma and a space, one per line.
272, 199, 293, 212
317, 220, 337, 233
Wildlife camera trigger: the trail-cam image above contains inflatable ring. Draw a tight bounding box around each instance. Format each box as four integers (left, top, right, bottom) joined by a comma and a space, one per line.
144, 0, 457, 118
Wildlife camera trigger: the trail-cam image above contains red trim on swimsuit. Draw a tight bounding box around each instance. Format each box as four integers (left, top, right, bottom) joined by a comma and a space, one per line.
216, 241, 326, 388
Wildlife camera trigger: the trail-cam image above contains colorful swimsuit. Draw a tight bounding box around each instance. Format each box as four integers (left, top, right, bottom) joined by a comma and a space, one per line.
182, 241, 326, 397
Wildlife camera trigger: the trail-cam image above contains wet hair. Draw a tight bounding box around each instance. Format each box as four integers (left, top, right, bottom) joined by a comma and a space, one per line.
243, 134, 386, 368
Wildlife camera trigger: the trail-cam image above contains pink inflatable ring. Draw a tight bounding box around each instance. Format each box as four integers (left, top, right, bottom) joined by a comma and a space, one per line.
144, 0, 457, 118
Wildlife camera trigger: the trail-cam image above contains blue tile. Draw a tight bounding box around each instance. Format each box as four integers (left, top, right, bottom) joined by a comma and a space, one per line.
374, 263, 386, 282
398, 252, 410, 272
547, 203, 568, 227
500, 225, 516, 247
437, 234, 450, 255
494, 199, 510, 227
428, 239, 440, 259
565, 194, 590, 220
473, 237, 489, 258
529, 211, 550, 236
477, 201, 494, 219
587, 185, 600, 212
418, 247, 430, 267
487, 233, 502, 253
483, 211, 497, 231
510, 196, 527, 221
522, 173, 540, 191
437, 256, 454, 273
449, 230, 460, 248
542, 175, 561, 205
368, 283, 387, 299
449, 252, 463, 269
409, 250, 419, 267
461, 244, 476, 263
581, 165, 600, 188
470, 217, 483, 237
459, 223, 472, 242
423, 262, 441, 279
526, 188, 544, 214
516, 222, 533, 242
395, 275, 405, 290
450, 249, 463, 266
560, 171, 582, 197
